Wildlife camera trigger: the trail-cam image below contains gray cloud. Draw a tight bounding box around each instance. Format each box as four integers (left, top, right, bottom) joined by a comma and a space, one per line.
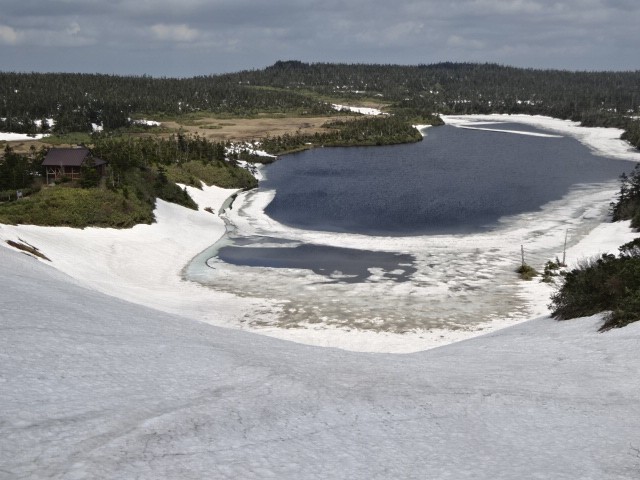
0, 0, 638, 75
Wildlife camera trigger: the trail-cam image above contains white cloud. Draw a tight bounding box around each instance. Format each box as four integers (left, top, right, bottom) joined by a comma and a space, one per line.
0, 22, 94, 47
469, 0, 544, 15
66, 21, 81, 36
447, 34, 485, 49
150, 23, 200, 42
0, 25, 19, 45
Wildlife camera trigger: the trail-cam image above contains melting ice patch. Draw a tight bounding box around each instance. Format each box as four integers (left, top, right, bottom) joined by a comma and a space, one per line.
186, 180, 620, 334
456, 125, 563, 138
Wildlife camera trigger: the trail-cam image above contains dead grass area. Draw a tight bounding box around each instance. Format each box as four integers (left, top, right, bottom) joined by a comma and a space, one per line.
2, 140, 49, 154
159, 114, 358, 142
3, 112, 367, 152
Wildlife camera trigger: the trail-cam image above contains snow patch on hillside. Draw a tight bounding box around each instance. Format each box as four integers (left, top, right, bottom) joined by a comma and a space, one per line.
331, 104, 385, 115
0, 132, 49, 141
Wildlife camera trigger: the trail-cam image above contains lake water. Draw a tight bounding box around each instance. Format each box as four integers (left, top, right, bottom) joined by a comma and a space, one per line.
261, 124, 630, 235
186, 121, 635, 335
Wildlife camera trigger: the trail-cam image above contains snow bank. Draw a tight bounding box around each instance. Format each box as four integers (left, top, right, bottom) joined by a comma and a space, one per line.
0, 118, 55, 141
132, 119, 162, 126
331, 104, 385, 115
226, 141, 277, 159
0, 132, 49, 141
443, 114, 640, 162
0, 184, 276, 333
413, 124, 432, 136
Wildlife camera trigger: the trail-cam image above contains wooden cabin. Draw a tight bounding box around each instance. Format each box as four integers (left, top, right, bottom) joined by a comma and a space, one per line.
42, 147, 107, 184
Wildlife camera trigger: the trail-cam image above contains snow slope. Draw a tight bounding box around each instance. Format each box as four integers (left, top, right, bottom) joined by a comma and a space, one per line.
1, 246, 639, 479
0, 185, 277, 335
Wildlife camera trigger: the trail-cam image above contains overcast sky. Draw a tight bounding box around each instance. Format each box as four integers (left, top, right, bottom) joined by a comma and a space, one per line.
1, 0, 638, 77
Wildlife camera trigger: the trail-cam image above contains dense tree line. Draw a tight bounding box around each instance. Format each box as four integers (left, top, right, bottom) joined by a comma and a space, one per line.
610, 163, 640, 227
0, 145, 34, 190
227, 61, 640, 121
1, 62, 639, 144
0, 71, 334, 134
90, 133, 257, 191
259, 115, 426, 155
621, 120, 640, 149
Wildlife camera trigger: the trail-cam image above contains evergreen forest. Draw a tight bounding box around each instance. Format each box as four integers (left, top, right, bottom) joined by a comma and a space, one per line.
1, 61, 639, 144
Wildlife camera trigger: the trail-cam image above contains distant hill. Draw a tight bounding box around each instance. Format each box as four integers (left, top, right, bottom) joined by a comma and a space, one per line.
1, 62, 639, 147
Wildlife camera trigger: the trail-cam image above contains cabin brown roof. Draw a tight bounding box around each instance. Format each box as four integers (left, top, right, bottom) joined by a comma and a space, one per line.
41, 147, 106, 167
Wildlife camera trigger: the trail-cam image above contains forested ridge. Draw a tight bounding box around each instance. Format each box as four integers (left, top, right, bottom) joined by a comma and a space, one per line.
0, 71, 334, 133
230, 61, 640, 117
1, 61, 639, 147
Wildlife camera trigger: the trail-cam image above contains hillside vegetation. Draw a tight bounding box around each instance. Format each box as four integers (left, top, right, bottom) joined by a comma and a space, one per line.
0, 187, 154, 228
550, 169, 640, 330
0, 135, 255, 228
551, 239, 640, 331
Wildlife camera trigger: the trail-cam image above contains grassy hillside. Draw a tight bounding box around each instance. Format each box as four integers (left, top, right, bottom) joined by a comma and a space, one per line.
0, 187, 154, 228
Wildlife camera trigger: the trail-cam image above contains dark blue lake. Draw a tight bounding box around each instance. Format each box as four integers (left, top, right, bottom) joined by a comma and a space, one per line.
260, 125, 633, 235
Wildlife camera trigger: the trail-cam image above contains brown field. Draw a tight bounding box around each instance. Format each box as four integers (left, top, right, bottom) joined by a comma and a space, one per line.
3, 113, 368, 153
158, 114, 354, 142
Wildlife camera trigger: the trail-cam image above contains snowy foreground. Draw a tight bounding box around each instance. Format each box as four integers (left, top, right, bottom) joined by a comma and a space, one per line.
1, 114, 640, 477
2, 246, 640, 479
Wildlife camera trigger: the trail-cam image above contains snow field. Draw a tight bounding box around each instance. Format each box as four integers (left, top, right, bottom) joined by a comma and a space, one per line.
1, 246, 639, 479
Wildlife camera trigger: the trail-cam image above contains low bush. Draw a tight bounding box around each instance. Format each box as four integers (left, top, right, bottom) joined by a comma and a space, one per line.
550, 239, 640, 330
541, 259, 565, 283
165, 160, 258, 190
516, 263, 539, 280
0, 186, 154, 228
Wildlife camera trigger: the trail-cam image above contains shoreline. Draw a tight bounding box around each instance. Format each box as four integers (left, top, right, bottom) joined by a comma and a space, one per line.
1, 114, 640, 353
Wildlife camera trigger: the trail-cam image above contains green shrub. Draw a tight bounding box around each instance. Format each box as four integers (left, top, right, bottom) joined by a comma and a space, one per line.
550, 240, 640, 330
165, 160, 258, 190
516, 263, 539, 280
604, 290, 640, 330
541, 259, 564, 283
0, 186, 154, 228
